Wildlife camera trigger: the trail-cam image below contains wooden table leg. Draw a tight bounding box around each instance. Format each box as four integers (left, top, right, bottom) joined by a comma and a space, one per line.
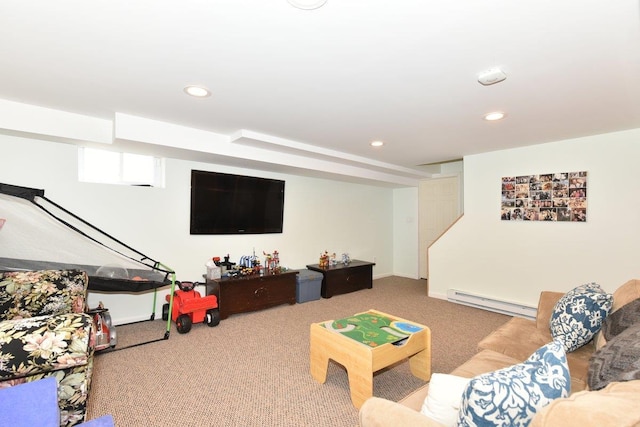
346, 353, 374, 409
408, 328, 432, 381
309, 324, 329, 383
310, 323, 374, 407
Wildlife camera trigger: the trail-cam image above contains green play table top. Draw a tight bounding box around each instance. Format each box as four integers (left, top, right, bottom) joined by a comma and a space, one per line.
321, 311, 423, 348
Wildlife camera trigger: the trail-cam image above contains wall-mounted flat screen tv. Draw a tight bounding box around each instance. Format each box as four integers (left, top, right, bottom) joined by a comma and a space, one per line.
190, 170, 285, 235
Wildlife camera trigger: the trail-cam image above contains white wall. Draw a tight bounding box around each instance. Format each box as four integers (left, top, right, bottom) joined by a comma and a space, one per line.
1, 134, 408, 323
429, 128, 640, 308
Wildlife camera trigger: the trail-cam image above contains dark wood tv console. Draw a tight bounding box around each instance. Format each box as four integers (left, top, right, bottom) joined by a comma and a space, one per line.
205, 270, 297, 319
306, 260, 375, 298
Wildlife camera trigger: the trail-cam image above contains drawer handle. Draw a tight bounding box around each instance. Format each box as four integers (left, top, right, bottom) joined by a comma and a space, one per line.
254, 287, 267, 298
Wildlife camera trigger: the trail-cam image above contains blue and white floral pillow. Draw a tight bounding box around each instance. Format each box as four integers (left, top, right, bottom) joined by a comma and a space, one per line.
549, 282, 613, 352
456, 340, 570, 427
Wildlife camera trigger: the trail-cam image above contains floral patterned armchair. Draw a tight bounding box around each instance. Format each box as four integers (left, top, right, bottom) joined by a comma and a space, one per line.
0, 269, 96, 427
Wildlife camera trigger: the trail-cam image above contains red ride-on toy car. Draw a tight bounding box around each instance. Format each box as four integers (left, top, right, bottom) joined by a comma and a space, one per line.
163, 281, 220, 334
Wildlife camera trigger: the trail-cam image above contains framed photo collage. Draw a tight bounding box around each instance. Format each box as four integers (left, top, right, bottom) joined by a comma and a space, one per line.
501, 171, 587, 222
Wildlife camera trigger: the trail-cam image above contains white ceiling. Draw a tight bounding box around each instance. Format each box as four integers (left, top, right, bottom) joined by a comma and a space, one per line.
2, 1, 640, 183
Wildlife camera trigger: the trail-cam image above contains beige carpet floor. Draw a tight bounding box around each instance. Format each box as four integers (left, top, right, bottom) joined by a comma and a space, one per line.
86, 276, 509, 426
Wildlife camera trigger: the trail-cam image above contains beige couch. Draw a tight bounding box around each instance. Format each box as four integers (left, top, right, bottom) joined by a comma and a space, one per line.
359, 279, 640, 427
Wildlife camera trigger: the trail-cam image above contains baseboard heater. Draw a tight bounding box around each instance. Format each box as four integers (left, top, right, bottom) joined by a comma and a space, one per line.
447, 289, 537, 320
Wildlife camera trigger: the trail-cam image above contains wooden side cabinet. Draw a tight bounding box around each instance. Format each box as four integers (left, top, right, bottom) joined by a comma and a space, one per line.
206, 270, 297, 319
306, 260, 375, 298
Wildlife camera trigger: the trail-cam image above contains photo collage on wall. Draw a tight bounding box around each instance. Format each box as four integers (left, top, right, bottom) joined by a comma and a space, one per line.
501, 171, 587, 222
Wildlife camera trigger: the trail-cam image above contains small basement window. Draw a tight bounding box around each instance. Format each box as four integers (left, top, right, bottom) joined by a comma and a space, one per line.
78, 147, 165, 187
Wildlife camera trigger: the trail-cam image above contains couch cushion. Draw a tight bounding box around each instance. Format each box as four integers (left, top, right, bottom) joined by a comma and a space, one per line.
588, 322, 640, 390
450, 349, 521, 380
456, 340, 570, 427
477, 317, 552, 362
535, 291, 564, 331
601, 297, 640, 340
476, 316, 592, 392
0, 313, 93, 381
549, 283, 612, 352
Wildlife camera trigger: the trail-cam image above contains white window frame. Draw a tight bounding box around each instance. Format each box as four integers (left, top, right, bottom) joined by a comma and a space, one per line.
78, 147, 165, 187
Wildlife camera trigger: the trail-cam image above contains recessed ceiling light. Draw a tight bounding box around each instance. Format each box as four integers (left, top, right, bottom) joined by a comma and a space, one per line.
184, 85, 211, 98
370, 140, 384, 147
484, 111, 506, 121
287, 0, 328, 10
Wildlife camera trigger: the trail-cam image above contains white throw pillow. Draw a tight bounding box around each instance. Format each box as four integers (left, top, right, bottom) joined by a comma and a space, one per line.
420, 373, 470, 426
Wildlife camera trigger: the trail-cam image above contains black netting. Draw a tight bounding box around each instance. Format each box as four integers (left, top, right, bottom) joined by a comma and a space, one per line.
0, 183, 171, 291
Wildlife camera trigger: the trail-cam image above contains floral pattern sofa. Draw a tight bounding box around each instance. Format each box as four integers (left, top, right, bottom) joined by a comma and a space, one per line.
0, 269, 96, 427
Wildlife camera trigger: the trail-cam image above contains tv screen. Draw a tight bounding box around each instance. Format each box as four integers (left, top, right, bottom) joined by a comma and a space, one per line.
190, 170, 285, 235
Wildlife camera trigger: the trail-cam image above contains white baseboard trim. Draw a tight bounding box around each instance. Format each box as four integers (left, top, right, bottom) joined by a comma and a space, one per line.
447, 288, 536, 319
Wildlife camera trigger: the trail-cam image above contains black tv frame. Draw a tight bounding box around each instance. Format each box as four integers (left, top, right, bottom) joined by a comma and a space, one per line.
190, 170, 285, 235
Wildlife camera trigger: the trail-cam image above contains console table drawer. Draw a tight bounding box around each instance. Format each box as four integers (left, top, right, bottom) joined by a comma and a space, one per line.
331, 266, 371, 292
206, 271, 297, 319
306, 260, 375, 298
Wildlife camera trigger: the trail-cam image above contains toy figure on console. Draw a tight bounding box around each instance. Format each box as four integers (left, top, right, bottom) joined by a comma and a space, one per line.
263, 250, 280, 274
319, 250, 336, 269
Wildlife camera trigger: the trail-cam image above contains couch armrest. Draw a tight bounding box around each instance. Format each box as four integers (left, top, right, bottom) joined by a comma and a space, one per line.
535, 291, 564, 330
529, 381, 640, 427
359, 397, 446, 427
0, 313, 94, 381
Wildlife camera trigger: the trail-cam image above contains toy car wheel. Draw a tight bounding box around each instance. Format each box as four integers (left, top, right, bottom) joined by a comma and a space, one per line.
162, 303, 170, 321
103, 311, 113, 328
206, 309, 220, 327
109, 327, 118, 348
102, 311, 117, 348
176, 314, 192, 334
